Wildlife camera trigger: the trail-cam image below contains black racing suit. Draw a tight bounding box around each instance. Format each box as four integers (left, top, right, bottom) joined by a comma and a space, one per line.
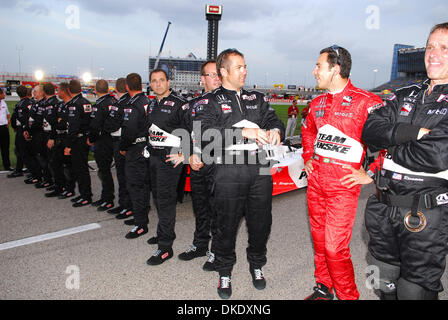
89, 93, 117, 203
10, 98, 32, 173
42, 95, 61, 184
24, 98, 47, 181
120, 92, 151, 227
66, 93, 93, 200
103, 93, 132, 210
49, 100, 73, 194
362, 79, 448, 298
147, 91, 187, 250
192, 86, 285, 275
184, 95, 217, 251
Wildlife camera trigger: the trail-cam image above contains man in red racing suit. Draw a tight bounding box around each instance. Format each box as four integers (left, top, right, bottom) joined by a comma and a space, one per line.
302, 45, 383, 300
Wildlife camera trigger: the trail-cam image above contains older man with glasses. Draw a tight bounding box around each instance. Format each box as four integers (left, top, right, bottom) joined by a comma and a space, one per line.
302, 45, 383, 300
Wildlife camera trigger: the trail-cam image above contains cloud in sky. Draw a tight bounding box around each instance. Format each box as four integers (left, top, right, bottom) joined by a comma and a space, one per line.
1, 0, 446, 89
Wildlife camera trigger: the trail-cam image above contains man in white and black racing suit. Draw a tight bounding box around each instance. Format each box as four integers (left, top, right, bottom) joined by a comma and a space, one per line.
361, 22, 448, 300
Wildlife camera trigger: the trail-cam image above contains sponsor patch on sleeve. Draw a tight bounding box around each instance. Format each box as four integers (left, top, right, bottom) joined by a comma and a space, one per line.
367, 102, 384, 114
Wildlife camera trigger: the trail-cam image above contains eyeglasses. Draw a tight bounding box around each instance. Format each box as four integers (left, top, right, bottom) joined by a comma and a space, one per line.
204, 73, 219, 78
330, 44, 341, 65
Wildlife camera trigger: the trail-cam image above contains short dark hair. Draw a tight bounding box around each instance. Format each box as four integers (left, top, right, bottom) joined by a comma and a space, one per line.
126, 73, 142, 91
16, 85, 28, 98
216, 48, 244, 79
69, 80, 82, 94
58, 82, 70, 95
429, 22, 448, 37
95, 79, 109, 94
150, 69, 168, 82
320, 45, 352, 79
200, 60, 216, 76
43, 82, 55, 95
115, 78, 127, 93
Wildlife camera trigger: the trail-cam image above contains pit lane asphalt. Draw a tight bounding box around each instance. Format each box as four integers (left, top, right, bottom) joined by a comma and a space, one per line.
0, 165, 446, 300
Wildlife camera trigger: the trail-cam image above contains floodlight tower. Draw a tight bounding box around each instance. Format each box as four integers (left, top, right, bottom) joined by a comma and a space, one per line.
205, 5, 222, 60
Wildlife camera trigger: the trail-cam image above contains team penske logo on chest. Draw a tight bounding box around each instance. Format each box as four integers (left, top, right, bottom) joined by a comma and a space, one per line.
314, 124, 363, 164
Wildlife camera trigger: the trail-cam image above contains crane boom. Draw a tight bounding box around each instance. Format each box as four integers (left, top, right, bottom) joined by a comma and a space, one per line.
153, 21, 172, 71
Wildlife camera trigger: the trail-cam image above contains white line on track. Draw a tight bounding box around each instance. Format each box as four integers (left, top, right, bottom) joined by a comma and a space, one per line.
0, 223, 101, 251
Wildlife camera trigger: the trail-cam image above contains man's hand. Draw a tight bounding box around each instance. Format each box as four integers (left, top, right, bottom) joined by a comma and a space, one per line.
304, 159, 314, 176
417, 128, 431, 140
242, 128, 269, 145
23, 131, 31, 141
189, 154, 204, 171
47, 139, 54, 150
64, 147, 71, 156
340, 165, 373, 188
166, 153, 184, 168
267, 130, 281, 146
119, 150, 126, 156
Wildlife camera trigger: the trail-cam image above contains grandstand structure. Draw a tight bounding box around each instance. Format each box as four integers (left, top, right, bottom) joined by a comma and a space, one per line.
373, 44, 427, 94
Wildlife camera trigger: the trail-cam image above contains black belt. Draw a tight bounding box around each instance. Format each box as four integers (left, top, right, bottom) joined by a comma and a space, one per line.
376, 189, 448, 209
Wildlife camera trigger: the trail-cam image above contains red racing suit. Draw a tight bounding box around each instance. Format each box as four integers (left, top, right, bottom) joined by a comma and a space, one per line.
301, 80, 383, 300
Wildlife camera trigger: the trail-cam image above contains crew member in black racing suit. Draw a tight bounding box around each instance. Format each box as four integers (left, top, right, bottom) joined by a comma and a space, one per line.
361, 22, 448, 300
64, 80, 93, 207
8, 85, 32, 178
23, 85, 48, 186
39, 83, 60, 189
144, 68, 188, 266
45, 82, 74, 198
103, 78, 133, 219
119, 73, 151, 239
176, 60, 221, 271
87, 80, 117, 211
193, 49, 285, 299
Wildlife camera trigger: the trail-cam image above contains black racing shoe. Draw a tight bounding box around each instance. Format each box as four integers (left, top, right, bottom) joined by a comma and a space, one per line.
203, 251, 215, 272
7, 171, 23, 178
45, 190, 62, 198
107, 206, 124, 214
146, 248, 173, 266
115, 208, 133, 220
250, 268, 266, 290
97, 201, 114, 212
70, 195, 82, 202
125, 225, 148, 239
35, 181, 52, 189
147, 236, 158, 245
72, 198, 92, 208
91, 199, 105, 207
304, 283, 334, 300
24, 177, 40, 184
124, 218, 135, 226
178, 245, 208, 261
58, 191, 76, 200
217, 275, 232, 300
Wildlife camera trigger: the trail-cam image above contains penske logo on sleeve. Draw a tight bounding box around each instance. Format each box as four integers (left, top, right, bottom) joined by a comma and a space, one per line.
314, 124, 363, 163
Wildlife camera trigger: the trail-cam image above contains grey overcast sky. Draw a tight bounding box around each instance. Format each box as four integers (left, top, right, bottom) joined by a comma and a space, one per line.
1, 0, 447, 89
